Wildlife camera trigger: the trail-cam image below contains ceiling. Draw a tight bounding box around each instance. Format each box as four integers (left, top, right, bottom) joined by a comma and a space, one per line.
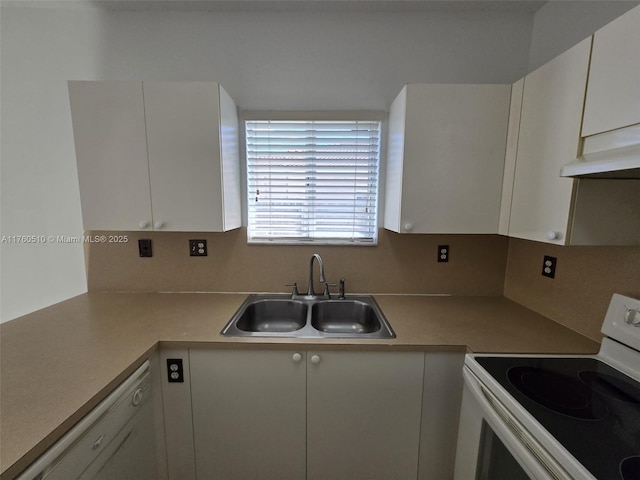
2, 0, 548, 13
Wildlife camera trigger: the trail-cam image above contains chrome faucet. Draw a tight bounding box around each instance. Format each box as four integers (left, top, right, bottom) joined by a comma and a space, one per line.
307, 254, 326, 297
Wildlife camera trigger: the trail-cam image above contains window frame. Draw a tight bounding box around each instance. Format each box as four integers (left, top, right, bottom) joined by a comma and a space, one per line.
242, 110, 385, 246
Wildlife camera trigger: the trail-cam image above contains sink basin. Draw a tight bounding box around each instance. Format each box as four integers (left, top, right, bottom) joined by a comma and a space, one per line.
234, 299, 307, 333
311, 300, 381, 334
221, 294, 395, 339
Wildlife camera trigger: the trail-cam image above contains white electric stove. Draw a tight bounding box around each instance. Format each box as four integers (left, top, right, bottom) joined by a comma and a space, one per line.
455, 293, 640, 480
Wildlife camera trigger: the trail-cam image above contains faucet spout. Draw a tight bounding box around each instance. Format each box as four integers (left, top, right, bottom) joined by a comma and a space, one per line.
307, 254, 326, 297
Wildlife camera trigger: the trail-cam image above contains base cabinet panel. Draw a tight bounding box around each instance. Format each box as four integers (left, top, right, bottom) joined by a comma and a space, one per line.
186, 348, 462, 480
159, 349, 196, 480
418, 352, 465, 479
307, 351, 424, 480
190, 349, 306, 480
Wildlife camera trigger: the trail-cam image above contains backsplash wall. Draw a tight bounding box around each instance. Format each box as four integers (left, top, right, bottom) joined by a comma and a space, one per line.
86, 229, 509, 296
87, 230, 639, 342
504, 238, 640, 342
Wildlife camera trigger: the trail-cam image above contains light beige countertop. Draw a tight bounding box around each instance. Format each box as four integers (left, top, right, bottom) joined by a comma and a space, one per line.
0, 292, 599, 479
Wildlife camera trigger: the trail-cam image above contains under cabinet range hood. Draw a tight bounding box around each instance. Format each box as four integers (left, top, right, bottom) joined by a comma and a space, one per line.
561, 123, 640, 178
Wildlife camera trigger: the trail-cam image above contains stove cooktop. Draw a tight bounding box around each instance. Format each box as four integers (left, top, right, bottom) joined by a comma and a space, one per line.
476, 356, 640, 480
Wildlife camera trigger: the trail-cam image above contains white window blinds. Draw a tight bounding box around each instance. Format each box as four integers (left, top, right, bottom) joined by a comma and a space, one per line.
246, 120, 381, 244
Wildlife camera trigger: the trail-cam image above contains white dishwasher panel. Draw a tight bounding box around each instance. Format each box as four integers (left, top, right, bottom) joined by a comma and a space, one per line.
17, 361, 158, 480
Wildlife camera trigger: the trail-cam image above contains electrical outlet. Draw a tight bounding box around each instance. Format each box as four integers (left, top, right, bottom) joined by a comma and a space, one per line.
138, 239, 152, 257
438, 245, 449, 262
189, 239, 207, 256
541, 256, 557, 278
166, 359, 184, 383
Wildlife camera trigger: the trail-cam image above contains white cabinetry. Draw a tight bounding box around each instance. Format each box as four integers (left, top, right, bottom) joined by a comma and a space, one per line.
306, 351, 424, 480
69, 81, 241, 232
189, 349, 435, 480
158, 349, 196, 480
582, 5, 640, 137
384, 84, 510, 234
418, 351, 465, 480
69, 82, 152, 231
498, 78, 524, 236
189, 349, 306, 480
507, 38, 591, 244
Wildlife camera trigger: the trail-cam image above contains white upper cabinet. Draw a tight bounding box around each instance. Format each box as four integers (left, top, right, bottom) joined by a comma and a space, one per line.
582, 5, 640, 137
69, 82, 152, 231
498, 78, 524, 236
69, 81, 241, 232
143, 82, 241, 232
384, 84, 511, 234
507, 38, 592, 245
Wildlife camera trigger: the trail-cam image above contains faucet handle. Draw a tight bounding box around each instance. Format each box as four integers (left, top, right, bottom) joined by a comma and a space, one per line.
323, 282, 337, 299
339, 278, 346, 299
285, 283, 299, 297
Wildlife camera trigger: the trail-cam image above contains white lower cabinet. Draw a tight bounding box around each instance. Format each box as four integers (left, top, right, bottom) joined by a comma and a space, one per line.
159, 349, 197, 480
306, 351, 424, 480
190, 349, 306, 480
188, 349, 459, 480
418, 351, 465, 480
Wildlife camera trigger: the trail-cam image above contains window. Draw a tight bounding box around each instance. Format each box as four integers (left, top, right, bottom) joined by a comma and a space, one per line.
245, 119, 381, 245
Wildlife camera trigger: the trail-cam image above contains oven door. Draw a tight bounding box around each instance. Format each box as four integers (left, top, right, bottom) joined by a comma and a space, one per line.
454, 366, 572, 480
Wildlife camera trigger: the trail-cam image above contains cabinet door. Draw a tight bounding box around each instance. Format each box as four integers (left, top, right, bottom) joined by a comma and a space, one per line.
144, 82, 228, 232
219, 85, 242, 231
386, 84, 510, 234
69, 81, 153, 231
307, 351, 424, 480
582, 5, 640, 137
189, 349, 306, 480
498, 78, 524, 236
418, 352, 465, 480
383, 85, 408, 232
509, 38, 591, 244
159, 349, 195, 480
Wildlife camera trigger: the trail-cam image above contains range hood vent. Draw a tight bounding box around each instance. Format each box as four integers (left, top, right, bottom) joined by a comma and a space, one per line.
561, 123, 640, 179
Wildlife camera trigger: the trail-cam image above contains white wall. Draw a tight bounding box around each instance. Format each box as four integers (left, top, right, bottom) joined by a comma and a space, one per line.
1, 2, 633, 322
1, 6, 110, 322
0, 4, 535, 323
97, 8, 534, 109
528, 0, 639, 72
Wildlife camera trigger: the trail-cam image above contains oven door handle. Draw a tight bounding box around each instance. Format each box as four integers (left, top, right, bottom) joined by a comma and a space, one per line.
462, 367, 574, 480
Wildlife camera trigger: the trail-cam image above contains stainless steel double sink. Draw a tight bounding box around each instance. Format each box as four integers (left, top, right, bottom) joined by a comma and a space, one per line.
221, 294, 396, 339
